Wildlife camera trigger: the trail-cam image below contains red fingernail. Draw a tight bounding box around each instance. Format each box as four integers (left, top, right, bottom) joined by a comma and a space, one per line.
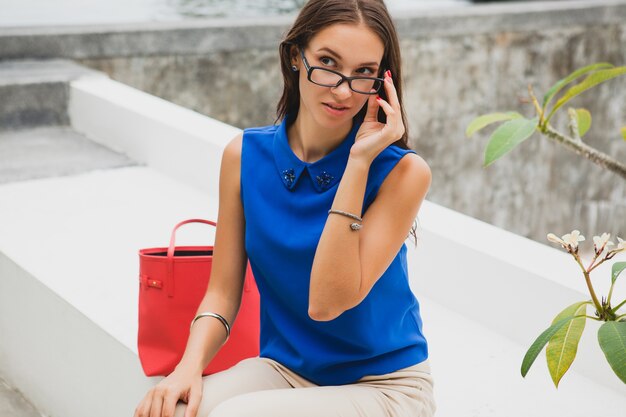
376, 96, 381, 101
385, 70, 391, 78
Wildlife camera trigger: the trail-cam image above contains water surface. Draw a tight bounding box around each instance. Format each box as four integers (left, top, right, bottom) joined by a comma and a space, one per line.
0, 0, 471, 28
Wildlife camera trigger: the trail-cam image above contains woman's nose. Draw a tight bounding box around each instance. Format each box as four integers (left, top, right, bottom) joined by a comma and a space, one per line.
330, 80, 353, 100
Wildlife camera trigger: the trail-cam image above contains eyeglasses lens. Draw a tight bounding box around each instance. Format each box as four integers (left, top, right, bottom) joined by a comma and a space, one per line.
310, 68, 381, 94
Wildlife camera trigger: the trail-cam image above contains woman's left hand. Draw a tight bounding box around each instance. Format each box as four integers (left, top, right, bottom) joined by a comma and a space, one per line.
351, 70, 405, 164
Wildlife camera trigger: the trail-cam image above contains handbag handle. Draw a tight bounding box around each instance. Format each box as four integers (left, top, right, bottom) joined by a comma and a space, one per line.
165, 218, 251, 298
166, 219, 217, 297
167, 219, 217, 259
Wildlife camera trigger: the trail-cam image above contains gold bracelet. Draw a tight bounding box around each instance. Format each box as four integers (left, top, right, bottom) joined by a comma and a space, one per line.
328, 209, 363, 231
190, 312, 231, 342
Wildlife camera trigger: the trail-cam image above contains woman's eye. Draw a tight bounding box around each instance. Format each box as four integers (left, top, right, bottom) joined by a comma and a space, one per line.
320, 56, 335, 66
357, 67, 375, 75
319, 56, 375, 75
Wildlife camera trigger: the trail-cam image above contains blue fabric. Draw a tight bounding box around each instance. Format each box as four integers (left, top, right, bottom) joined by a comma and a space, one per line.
240, 112, 429, 386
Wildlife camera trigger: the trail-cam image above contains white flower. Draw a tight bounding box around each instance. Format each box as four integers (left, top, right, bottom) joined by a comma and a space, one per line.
547, 233, 566, 246
592, 233, 614, 252
561, 230, 585, 249
614, 237, 626, 252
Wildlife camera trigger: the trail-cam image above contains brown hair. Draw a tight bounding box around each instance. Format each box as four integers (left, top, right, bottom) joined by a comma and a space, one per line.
275, 0, 419, 246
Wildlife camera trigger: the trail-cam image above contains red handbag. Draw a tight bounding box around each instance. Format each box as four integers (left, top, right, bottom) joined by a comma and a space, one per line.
137, 218, 260, 377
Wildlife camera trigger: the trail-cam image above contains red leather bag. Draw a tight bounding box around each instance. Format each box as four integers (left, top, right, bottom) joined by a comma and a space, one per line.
137, 218, 260, 377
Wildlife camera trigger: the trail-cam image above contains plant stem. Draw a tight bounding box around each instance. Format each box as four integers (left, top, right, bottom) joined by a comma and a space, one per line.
528, 84, 545, 126
540, 125, 626, 179
616, 313, 626, 321
584, 271, 604, 315
587, 256, 608, 274
573, 254, 603, 313
607, 280, 615, 306
610, 299, 626, 314
567, 108, 582, 142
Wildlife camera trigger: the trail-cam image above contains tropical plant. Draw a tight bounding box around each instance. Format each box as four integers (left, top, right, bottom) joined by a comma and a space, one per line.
465, 63, 626, 179
520, 231, 626, 387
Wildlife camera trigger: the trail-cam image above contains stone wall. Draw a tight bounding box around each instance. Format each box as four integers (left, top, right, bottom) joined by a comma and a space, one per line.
1, 0, 625, 243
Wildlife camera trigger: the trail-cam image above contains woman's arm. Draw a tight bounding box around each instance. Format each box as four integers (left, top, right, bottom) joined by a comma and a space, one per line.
309, 151, 431, 322
176, 132, 249, 374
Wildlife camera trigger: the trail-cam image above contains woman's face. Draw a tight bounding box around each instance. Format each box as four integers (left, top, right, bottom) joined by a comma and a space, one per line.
292, 22, 385, 129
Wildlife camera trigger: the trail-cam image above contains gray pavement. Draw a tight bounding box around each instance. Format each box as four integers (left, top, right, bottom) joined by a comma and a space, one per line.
0, 126, 139, 184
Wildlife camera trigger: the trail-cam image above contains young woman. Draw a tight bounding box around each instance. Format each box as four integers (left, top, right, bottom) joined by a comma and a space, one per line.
134, 1, 434, 416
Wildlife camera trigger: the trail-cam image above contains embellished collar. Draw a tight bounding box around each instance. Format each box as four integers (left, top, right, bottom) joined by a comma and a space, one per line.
273, 113, 362, 192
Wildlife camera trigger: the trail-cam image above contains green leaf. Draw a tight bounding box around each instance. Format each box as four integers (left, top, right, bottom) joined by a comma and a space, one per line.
521, 313, 588, 377
484, 117, 539, 167
621, 127, 626, 141
466, 112, 523, 138
546, 302, 588, 387
542, 62, 614, 111
546, 67, 626, 124
597, 321, 626, 384
612, 262, 626, 285
574, 108, 592, 137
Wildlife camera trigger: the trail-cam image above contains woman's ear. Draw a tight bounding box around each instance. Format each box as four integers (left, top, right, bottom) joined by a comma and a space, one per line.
290, 46, 300, 68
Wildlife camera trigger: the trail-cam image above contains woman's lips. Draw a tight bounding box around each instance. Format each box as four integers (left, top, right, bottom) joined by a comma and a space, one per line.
323, 102, 349, 115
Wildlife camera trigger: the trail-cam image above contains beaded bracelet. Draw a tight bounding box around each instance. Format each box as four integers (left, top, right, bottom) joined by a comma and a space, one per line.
328, 209, 363, 231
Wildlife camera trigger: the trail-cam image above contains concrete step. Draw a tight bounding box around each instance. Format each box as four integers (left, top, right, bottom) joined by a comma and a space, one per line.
0, 125, 138, 184
0, 59, 105, 131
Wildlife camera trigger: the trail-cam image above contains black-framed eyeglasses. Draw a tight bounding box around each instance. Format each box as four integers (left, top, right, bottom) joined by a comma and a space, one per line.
299, 48, 384, 95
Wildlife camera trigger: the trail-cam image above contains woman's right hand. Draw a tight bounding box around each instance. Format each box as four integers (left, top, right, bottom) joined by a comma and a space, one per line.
133, 365, 204, 417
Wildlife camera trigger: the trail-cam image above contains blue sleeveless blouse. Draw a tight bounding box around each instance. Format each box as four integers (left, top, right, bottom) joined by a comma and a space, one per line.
240, 112, 429, 386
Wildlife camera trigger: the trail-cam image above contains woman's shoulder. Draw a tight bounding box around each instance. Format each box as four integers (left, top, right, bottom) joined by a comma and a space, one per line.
240, 123, 281, 152
243, 122, 280, 137
371, 144, 420, 170
368, 145, 430, 188
232, 122, 280, 167
223, 131, 244, 168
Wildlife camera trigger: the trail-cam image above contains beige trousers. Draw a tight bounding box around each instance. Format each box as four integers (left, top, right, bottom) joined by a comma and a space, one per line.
173, 356, 436, 417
